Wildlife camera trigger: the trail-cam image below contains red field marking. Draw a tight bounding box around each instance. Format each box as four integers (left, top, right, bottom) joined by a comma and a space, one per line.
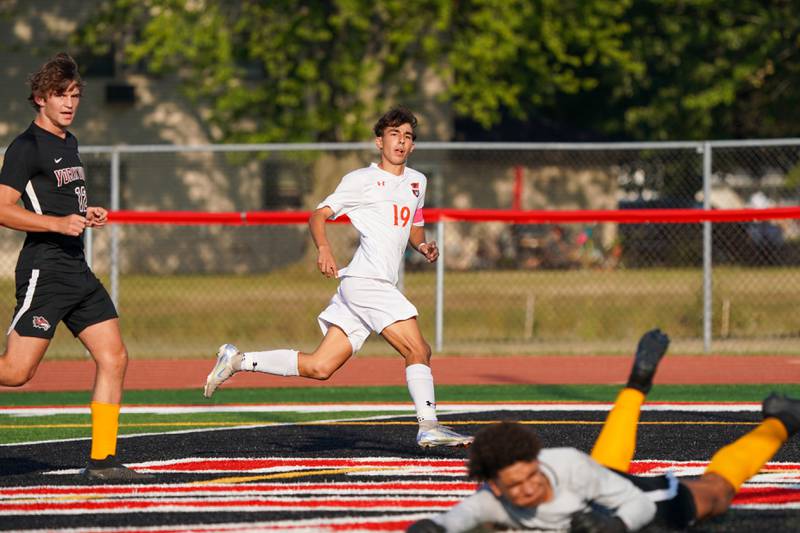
0, 496, 460, 514
735, 487, 800, 505
629, 460, 800, 475
0, 481, 478, 497
4, 355, 799, 391
6, 456, 800, 531
69, 517, 426, 533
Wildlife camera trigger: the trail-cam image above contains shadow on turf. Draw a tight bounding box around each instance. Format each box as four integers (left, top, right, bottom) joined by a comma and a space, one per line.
0, 456, 55, 476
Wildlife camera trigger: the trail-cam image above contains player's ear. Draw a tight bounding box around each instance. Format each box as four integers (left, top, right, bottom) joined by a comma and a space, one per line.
487, 479, 503, 498
375, 136, 383, 150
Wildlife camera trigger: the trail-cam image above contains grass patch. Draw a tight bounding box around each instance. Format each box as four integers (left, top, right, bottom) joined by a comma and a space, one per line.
1, 266, 794, 359
0, 410, 403, 445
3, 384, 799, 406
3, 384, 798, 445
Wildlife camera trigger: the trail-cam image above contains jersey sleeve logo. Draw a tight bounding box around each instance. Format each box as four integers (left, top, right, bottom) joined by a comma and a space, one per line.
411, 182, 420, 197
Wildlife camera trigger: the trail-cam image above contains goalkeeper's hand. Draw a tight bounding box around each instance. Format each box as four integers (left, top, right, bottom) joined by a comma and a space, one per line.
407, 518, 446, 533
570, 510, 629, 533
636, 328, 670, 360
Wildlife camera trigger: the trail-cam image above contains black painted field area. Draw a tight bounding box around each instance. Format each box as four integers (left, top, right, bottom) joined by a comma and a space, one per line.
1, 409, 798, 532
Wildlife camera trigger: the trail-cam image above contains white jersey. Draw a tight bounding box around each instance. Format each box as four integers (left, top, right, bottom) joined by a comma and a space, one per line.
432, 448, 656, 532
317, 163, 427, 285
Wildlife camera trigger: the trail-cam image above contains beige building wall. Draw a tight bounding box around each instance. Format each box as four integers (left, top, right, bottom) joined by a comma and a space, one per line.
0, 1, 619, 277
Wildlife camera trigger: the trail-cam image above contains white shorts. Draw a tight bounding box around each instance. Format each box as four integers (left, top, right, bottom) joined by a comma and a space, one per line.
317, 276, 418, 353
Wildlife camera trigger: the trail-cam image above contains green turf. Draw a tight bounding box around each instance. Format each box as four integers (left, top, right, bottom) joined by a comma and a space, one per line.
3, 384, 798, 445
0, 410, 405, 444
2, 384, 799, 406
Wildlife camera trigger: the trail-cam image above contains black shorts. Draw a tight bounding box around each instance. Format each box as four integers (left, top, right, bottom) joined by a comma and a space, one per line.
615, 470, 697, 529
8, 269, 118, 339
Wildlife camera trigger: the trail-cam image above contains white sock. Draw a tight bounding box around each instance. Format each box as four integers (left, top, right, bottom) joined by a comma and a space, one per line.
406, 363, 438, 425
241, 349, 299, 376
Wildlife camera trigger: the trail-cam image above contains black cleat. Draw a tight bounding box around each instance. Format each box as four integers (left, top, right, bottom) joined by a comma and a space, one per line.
626, 328, 670, 394
763, 393, 800, 436
81, 455, 153, 482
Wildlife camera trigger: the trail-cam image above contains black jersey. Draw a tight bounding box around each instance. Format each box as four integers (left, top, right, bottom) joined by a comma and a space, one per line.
0, 122, 88, 273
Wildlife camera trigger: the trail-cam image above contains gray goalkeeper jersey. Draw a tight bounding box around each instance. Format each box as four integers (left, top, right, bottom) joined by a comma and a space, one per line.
432, 447, 656, 532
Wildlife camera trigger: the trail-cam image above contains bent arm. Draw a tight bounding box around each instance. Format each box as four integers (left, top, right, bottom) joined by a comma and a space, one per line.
409, 225, 438, 263
409, 225, 426, 252
309, 206, 338, 278
0, 185, 87, 236
578, 454, 656, 531
0, 184, 59, 233
309, 206, 334, 250
430, 489, 512, 532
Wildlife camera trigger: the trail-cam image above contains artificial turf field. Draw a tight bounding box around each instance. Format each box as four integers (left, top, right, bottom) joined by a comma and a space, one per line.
2, 385, 800, 532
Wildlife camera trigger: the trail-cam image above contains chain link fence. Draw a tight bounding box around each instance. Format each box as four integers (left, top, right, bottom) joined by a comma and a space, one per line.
1, 141, 799, 358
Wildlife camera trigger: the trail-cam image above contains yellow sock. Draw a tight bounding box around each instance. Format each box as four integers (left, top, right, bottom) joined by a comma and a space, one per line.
705, 417, 788, 491
90, 402, 120, 460
590, 388, 645, 472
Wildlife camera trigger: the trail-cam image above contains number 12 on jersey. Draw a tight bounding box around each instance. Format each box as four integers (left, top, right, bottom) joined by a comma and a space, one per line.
393, 204, 411, 227
74, 185, 88, 213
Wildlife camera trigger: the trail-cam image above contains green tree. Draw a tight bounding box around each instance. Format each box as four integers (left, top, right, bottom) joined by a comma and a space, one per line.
611, 0, 800, 140
75, 1, 798, 142
73, 0, 641, 142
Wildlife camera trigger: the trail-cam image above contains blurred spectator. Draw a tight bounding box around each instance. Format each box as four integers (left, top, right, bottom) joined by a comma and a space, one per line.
541, 225, 580, 269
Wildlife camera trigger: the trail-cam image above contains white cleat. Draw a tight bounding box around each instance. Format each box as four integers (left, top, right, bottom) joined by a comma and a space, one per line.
417, 425, 474, 448
203, 344, 243, 398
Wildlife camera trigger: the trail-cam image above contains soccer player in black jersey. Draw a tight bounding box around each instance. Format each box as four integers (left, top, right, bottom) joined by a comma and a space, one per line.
0, 53, 149, 481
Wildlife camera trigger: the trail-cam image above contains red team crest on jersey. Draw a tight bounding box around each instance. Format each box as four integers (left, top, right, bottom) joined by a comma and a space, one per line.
411, 182, 420, 197
32, 316, 51, 331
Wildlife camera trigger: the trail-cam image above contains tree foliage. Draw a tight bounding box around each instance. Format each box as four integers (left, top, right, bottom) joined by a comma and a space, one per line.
73, 0, 800, 142
619, 0, 800, 140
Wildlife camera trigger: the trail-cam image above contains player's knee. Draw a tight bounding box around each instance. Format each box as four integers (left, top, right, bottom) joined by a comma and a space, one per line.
406, 342, 431, 365
96, 346, 128, 376
705, 491, 734, 518
695, 473, 735, 519
708, 482, 735, 517
305, 361, 336, 380
0, 365, 36, 387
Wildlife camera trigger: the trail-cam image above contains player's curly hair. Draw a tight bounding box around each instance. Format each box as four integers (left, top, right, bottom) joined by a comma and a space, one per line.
28, 53, 85, 110
468, 422, 542, 481
373, 106, 418, 140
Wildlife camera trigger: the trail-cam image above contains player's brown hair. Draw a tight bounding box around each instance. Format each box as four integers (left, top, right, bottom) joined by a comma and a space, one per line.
373, 106, 418, 140
468, 422, 542, 481
28, 53, 85, 110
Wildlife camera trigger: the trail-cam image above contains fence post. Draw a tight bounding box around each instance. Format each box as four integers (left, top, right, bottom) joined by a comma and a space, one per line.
110, 149, 120, 309
435, 219, 445, 353
702, 142, 712, 353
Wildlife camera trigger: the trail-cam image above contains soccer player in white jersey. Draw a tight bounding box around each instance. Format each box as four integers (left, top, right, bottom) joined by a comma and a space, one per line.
204, 107, 473, 448
407, 329, 800, 532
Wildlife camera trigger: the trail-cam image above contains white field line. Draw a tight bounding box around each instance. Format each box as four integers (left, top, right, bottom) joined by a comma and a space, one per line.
735, 503, 800, 510
0, 412, 406, 448
5, 499, 795, 516
0, 401, 762, 448
45, 455, 469, 476
0, 401, 762, 417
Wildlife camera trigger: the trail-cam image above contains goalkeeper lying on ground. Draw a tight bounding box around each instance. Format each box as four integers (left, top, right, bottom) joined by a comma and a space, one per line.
408, 329, 800, 532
